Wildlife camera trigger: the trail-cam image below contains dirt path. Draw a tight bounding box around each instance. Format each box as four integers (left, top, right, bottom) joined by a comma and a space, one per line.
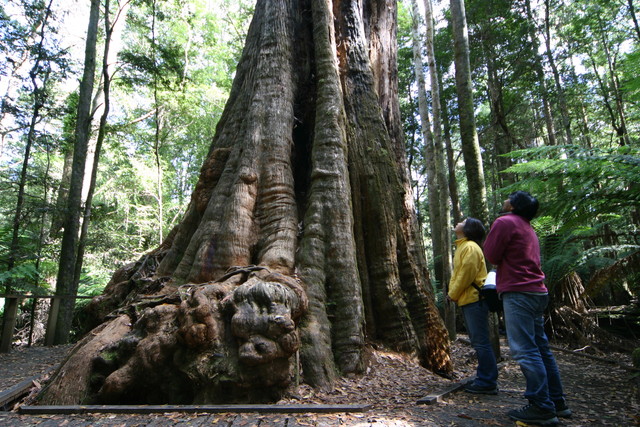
0, 339, 637, 426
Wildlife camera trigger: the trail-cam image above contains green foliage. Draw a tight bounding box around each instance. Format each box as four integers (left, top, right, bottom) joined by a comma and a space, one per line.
503, 145, 640, 228
0, 0, 253, 321
0, 262, 38, 289
0, 221, 56, 295
502, 145, 640, 300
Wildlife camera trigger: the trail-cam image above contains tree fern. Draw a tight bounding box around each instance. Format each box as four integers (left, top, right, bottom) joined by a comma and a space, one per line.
500, 145, 640, 304
503, 145, 640, 231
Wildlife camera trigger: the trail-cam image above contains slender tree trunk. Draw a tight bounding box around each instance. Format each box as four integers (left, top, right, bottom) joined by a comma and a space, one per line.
543, 0, 573, 145
628, 0, 640, 41
154, 107, 164, 242
485, 51, 514, 187
569, 55, 593, 148
51, 146, 74, 236
151, 0, 164, 243
29, 143, 54, 346
439, 76, 462, 225
420, 0, 454, 338
410, 0, 439, 313
449, 0, 488, 224
524, 0, 557, 146
52, 0, 100, 345
73, 0, 125, 296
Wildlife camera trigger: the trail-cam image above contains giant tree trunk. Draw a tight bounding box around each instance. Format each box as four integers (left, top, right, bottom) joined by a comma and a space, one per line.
38, 0, 451, 405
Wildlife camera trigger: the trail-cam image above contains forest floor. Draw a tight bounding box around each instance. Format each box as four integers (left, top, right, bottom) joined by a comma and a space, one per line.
0, 337, 638, 426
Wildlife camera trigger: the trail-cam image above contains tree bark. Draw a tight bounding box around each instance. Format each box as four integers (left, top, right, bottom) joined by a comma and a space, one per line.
39, 0, 451, 405
524, 0, 557, 146
423, 0, 453, 339
449, 0, 488, 224
543, 0, 573, 145
51, 0, 100, 345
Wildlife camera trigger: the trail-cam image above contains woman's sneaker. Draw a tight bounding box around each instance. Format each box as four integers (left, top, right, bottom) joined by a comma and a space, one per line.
464, 383, 498, 395
507, 403, 559, 425
554, 399, 572, 418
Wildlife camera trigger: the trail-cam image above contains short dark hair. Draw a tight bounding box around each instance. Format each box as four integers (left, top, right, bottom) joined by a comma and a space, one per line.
463, 217, 486, 246
509, 191, 539, 220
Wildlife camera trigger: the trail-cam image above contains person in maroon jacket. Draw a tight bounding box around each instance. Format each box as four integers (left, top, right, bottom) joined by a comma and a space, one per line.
484, 191, 571, 425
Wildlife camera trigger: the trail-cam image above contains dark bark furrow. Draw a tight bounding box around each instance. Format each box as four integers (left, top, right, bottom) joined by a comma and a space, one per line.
337, 1, 420, 354
298, 0, 365, 385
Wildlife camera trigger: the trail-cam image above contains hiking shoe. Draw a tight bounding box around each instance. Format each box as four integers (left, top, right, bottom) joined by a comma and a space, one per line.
464, 382, 498, 395
507, 403, 559, 425
554, 399, 572, 418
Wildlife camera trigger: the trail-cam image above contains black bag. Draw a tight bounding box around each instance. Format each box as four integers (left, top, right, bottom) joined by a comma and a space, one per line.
472, 282, 502, 313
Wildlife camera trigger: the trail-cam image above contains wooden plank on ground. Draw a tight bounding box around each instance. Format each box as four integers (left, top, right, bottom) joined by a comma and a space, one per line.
19, 403, 371, 415
0, 367, 54, 409
0, 378, 35, 409
416, 361, 508, 405
416, 377, 474, 405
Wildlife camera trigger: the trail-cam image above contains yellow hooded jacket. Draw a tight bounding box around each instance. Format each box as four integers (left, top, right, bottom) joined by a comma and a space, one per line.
448, 237, 488, 307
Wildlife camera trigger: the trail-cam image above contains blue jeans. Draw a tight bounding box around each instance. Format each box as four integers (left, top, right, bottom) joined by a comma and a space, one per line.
462, 300, 498, 388
502, 292, 565, 411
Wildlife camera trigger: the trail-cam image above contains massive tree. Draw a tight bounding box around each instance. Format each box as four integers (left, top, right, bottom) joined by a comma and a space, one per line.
38, 0, 451, 405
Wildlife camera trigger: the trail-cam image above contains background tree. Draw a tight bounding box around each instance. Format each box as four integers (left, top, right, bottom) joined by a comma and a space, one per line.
409, 0, 455, 337
1, 0, 251, 347
0, 0, 70, 351
449, 0, 488, 224
50, 0, 100, 345
458, 0, 640, 347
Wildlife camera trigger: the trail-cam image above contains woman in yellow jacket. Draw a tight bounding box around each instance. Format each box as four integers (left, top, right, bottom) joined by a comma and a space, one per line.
448, 217, 498, 394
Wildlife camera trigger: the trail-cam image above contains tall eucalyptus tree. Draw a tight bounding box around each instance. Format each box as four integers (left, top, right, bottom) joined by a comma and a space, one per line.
409, 0, 454, 336
523, 0, 558, 146
51, 0, 101, 345
449, 0, 488, 223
